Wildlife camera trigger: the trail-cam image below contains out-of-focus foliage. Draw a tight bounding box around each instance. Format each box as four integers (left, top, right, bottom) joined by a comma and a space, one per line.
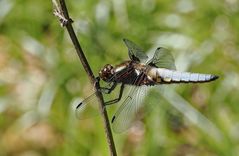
0, 0, 239, 155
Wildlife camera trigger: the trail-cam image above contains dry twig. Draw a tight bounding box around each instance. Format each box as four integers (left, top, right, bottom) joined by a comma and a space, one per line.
52, 0, 117, 155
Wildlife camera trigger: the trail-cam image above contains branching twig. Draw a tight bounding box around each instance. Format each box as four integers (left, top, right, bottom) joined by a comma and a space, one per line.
52, 0, 117, 155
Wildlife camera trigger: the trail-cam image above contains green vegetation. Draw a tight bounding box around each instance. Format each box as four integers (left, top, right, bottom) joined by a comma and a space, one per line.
0, 0, 239, 155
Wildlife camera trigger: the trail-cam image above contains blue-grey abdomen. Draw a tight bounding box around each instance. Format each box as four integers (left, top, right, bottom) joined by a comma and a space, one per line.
148, 68, 218, 84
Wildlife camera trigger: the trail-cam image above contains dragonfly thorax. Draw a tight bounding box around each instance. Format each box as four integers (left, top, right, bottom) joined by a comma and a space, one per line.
99, 64, 115, 82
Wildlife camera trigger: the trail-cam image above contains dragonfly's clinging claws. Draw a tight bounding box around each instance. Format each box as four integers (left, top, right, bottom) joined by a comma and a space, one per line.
94, 77, 104, 93
95, 76, 101, 82
94, 77, 100, 87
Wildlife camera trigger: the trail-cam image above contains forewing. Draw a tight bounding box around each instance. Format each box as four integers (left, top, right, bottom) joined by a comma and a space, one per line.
123, 38, 148, 62
148, 47, 176, 70
111, 85, 148, 133
75, 92, 101, 119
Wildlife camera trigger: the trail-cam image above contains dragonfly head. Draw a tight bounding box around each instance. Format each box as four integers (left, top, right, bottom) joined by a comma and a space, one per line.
99, 64, 115, 82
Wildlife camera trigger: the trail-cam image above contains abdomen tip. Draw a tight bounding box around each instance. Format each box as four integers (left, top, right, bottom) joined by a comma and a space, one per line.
211, 75, 219, 81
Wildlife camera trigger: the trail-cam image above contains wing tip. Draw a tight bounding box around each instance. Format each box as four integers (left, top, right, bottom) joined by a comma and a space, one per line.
111, 116, 116, 123
76, 102, 82, 109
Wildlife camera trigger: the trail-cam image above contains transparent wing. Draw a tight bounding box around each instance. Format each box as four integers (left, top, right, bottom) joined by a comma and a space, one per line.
147, 47, 176, 70
111, 85, 149, 133
75, 81, 117, 119
123, 38, 148, 62
75, 91, 101, 119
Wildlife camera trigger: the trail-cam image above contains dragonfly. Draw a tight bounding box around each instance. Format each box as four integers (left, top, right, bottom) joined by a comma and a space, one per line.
76, 39, 219, 133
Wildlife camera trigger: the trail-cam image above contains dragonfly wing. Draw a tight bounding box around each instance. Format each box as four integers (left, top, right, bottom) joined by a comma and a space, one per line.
75, 81, 118, 119
147, 47, 176, 70
123, 38, 148, 62
75, 92, 101, 119
111, 85, 148, 133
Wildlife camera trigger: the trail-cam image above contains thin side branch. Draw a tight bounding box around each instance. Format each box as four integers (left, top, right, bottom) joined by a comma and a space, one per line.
52, 0, 117, 155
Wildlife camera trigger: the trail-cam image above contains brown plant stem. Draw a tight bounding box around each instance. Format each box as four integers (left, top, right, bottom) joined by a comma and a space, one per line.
52, 0, 117, 155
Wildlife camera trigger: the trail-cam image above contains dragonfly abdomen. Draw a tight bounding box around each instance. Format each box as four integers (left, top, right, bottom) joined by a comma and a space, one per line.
148, 68, 218, 84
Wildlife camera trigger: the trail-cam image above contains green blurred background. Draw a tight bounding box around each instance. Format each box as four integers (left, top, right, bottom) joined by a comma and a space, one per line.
0, 0, 239, 155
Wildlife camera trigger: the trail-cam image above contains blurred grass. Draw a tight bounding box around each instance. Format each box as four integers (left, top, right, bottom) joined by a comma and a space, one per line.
0, 0, 239, 155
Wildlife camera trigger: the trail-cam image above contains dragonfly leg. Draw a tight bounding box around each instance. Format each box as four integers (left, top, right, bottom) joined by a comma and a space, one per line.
94, 77, 117, 94
105, 84, 125, 105
94, 76, 101, 87
100, 82, 117, 94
